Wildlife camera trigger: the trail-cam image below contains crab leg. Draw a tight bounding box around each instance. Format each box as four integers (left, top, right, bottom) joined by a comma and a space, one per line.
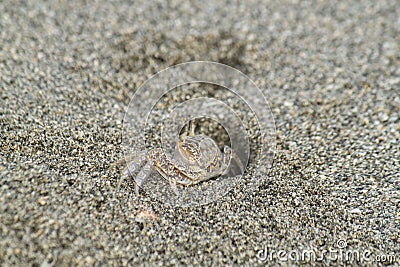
168, 178, 180, 196
121, 150, 148, 180
154, 165, 181, 196
135, 160, 154, 195
119, 150, 148, 192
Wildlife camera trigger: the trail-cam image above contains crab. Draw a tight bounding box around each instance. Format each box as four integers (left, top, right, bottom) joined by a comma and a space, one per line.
122, 120, 243, 195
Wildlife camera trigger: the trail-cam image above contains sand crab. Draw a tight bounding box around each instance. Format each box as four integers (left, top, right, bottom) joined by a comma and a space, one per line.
122, 120, 243, 194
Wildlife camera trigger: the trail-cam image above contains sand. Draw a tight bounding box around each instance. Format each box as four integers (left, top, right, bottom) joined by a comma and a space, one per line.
1, 1, 399, 266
